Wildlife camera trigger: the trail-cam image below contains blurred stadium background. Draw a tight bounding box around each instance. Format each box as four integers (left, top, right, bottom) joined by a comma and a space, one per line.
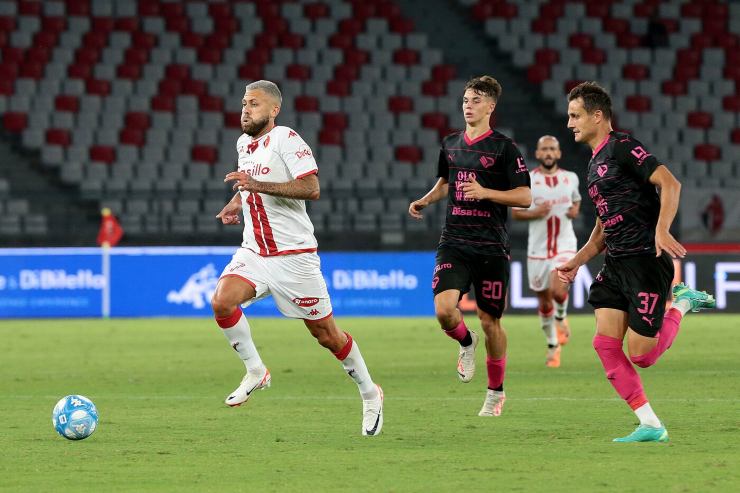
0, 0, 739, 317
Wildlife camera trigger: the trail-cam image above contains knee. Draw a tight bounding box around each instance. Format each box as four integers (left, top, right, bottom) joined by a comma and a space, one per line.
539, 301, 553, 315
630, 354, 652, 368
210, 295, 234, 318
480, 319, 501, 337
435, 306, 458, 329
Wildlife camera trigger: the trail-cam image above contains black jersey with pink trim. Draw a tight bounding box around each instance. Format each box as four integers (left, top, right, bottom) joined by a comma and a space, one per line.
436, 129, 531, 256
587, 131, 662, 257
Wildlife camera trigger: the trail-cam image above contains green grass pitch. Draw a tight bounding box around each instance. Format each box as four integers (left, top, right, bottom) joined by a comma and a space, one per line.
2, 314, 739, 492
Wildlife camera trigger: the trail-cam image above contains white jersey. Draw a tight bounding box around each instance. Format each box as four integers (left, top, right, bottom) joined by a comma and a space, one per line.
236, 125, 318, 256
523, 168, 581, 259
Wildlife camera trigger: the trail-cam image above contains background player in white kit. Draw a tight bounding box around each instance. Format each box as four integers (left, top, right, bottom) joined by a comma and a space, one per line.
512, 136, 580, 367
210, 80, 383, 436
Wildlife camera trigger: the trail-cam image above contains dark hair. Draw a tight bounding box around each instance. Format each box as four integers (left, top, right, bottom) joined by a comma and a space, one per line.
464, 76, 502, 102
568, 81, 612, 120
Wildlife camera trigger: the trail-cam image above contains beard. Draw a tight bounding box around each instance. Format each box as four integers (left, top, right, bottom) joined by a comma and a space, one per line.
242, 116, 270, 136
540, 159, 557, 170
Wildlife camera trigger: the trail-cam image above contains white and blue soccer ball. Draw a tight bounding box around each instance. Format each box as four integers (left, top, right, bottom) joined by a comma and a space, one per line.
52, 395, 99, 440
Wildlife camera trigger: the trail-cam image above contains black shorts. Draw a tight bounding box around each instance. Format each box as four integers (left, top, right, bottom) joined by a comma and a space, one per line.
588, 253, 674, 337
432, 246, 509, 318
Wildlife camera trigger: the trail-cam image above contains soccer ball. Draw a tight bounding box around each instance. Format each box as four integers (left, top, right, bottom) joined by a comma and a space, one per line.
52, 395, 99, 440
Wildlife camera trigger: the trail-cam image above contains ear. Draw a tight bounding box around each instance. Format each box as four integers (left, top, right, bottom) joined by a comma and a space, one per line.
593, 109, 603, 124
271, 105, 281, 119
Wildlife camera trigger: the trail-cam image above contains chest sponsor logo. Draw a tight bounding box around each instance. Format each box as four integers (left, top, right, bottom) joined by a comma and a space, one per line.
479, 156, 495, 168
242, 163, 271, 176
292, 297, 320, 307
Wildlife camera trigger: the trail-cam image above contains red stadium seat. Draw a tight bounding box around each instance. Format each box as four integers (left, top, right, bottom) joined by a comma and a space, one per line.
117, 64, 142, 80
46, 129, 71, 147
304, 3, 329, 20
393, 48, 419, 66
694, 144, 721, 162
625, 95, 651, 112
318, 129, 343, 146
531, 18, 556, 34
569, 33, 593, 50
581, 48, 606, 65
86, 79, 111, 96
119, 128, 145, 147
55, 95, 79, 112
731, 128, 740, 144
623, 64, 649, 81
535, 48, 559, 65
527, 65, 550, 84
295, 96, 320, 112
723, 96, 740, 112
166, 64, 190, 80
432, 64, 457, 82
3, 112, 27, 132
286, 64, 312, 81
687, 111, 713, 129
224, 112, 241, 129
90, 146, 116, 164
192, 145, 217, 164
662, 80, 687, 96
125, 112, 151, 130
151, 95, 175, 112
200, 95, 223, 112
322, 113, 348, 131
422, 112, 448, 130
389, 18, 415, 35
326, 80, 351, 97
395, 146, 422, 163
421, 80, 446, 97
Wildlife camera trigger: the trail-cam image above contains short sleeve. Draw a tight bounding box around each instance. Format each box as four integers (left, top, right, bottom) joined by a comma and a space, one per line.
570, 173, 581, 202
279, 128, 319, 179
613, 137, 660, 184
436, 148, 449, 179
505, 141, 531, 190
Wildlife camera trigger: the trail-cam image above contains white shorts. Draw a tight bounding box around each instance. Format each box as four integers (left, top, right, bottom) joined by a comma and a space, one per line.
527, 253, 575, 292
220, 248, 332, 320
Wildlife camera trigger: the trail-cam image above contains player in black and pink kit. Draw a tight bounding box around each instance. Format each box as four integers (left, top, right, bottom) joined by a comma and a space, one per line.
409, 76, 531, 417
557, 82, 715, 442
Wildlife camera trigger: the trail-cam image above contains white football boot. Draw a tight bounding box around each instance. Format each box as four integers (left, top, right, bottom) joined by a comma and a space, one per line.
225, 367, 271, 407
478, 389, 506, 417
457, 330, 479, 383
361, 384, 384, 436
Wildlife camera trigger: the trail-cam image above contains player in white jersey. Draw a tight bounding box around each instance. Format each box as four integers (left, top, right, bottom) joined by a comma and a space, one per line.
209, 81, 383, 436
512, 136, 581, 367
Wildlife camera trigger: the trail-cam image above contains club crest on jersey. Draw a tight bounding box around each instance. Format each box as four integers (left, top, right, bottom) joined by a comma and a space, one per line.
288, 130, 297, 138
597, 163, 608, 177
479, 156, 496, 168
246, 141, 259, 154
292, 297, 319, 307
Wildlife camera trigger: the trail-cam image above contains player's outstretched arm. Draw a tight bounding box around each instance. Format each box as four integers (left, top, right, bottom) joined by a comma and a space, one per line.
224, 171, 321, 200
216, 193, 243, 225
511, 203, 551, 221
649, 165, 686, 258
409, 177, 449, 219
556, 217, 605, 283
461, 175, 531, 208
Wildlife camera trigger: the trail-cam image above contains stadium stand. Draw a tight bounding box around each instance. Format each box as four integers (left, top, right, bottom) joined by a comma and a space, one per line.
0, 0, 737, 245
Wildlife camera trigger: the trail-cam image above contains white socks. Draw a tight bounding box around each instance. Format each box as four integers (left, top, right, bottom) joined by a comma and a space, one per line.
220, 313, 264, 373
539, 310, 558, 346
338, 336, 378, 400
673, 298, 691, 316
554, 296, 569, 320
634, 402, 662, 428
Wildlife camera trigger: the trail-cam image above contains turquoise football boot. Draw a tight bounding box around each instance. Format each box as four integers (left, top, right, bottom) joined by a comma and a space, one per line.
613, 424, 669, 443
672, 282, 716, 312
